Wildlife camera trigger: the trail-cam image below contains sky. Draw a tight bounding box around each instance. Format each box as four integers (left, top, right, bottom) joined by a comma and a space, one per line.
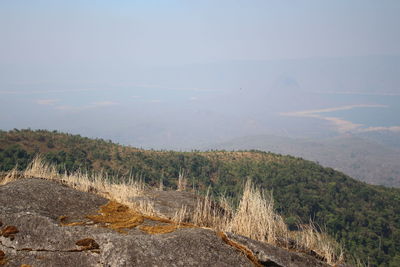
1, 0, 399, 66
1, 1, 400, 149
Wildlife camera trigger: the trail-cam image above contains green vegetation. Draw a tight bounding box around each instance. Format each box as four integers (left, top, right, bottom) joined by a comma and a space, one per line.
212, 134, 400, 188
1, 129, 400, 266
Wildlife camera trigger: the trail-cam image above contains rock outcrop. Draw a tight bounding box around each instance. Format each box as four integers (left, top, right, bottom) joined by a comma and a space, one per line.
0, 178, 330, 267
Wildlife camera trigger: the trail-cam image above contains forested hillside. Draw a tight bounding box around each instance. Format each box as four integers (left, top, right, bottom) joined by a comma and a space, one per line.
210, 134, 400, 187
1, 129, 400, 266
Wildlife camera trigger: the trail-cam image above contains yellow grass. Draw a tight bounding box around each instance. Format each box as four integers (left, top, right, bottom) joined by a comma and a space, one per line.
188, 179, 344, 265
192, 189, 231, 230
0, 166, 20, 186
295, 222, 344, 265
11, 155, 154, 215
171, 204, 188, 225
177, 168, 187, 191
228, 179, 288, 245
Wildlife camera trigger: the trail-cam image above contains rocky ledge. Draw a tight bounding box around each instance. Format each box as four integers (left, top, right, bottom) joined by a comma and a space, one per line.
0, 178, 331, 267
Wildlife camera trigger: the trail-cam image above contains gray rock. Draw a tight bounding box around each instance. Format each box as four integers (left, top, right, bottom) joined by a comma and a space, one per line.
0, 178, 332, 267
131, 190, 201, 220
0, 178, 107, 222
226, 232, 330, 267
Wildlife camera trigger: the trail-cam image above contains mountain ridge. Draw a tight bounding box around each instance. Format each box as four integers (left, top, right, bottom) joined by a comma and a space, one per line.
208, 133, 400, 187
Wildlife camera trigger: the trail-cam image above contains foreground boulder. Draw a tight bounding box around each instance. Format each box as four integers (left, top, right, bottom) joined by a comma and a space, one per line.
0, 178, 330, 266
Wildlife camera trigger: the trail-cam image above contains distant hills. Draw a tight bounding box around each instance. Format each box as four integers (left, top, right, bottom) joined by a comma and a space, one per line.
209, 134, 400, 188
1, 129, 400, 266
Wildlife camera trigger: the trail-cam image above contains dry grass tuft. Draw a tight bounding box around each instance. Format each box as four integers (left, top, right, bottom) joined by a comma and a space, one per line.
159, 177, 164, 191
0, 166, 20, 185
228, 179, 288, 245
15, 156, 152, 215
177, 168, 187, 191
24, 155, 58, 180
189, 179, 344, 266
294, 223, 344, 265
171, 205, 188, 225
192, 189, 231, 231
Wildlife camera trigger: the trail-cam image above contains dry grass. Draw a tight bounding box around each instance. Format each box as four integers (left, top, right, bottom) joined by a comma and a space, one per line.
228, 180, 288, 245
159, 176, 164, 191
177, 168, 187, 191
294, 223, 344, 265
189, 180, 288, 244
0, 166, 20, 186
9, 155, 153, 215
171, 205, 188, 225
188, 179, 344, 265
2, 156, 346, 266
192, 189, 231, 231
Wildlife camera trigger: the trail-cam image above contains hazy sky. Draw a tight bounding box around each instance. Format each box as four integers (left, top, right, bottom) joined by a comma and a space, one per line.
1, 1, 400, 148
1, 0, 399, 66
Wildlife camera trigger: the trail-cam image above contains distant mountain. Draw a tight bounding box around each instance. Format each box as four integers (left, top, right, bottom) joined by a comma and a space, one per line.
209, 134, 400, 188
1, 129, 400, 265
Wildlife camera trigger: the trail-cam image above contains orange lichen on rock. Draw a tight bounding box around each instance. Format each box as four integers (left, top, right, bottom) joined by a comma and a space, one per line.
75, 238, 100, 250
142, 215, 173, 224
62, 200, 196, 235
217, 231, 262, 267
59, 215, 87, 226
86, 201, 144, 232
58, 215, 68, 223
142, 215, 195, 228
63, 221, 87, 226
139, 224, 179, 234
0, 250, 6, 265
1, 225, 19, 237
20, 265, 32, 267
